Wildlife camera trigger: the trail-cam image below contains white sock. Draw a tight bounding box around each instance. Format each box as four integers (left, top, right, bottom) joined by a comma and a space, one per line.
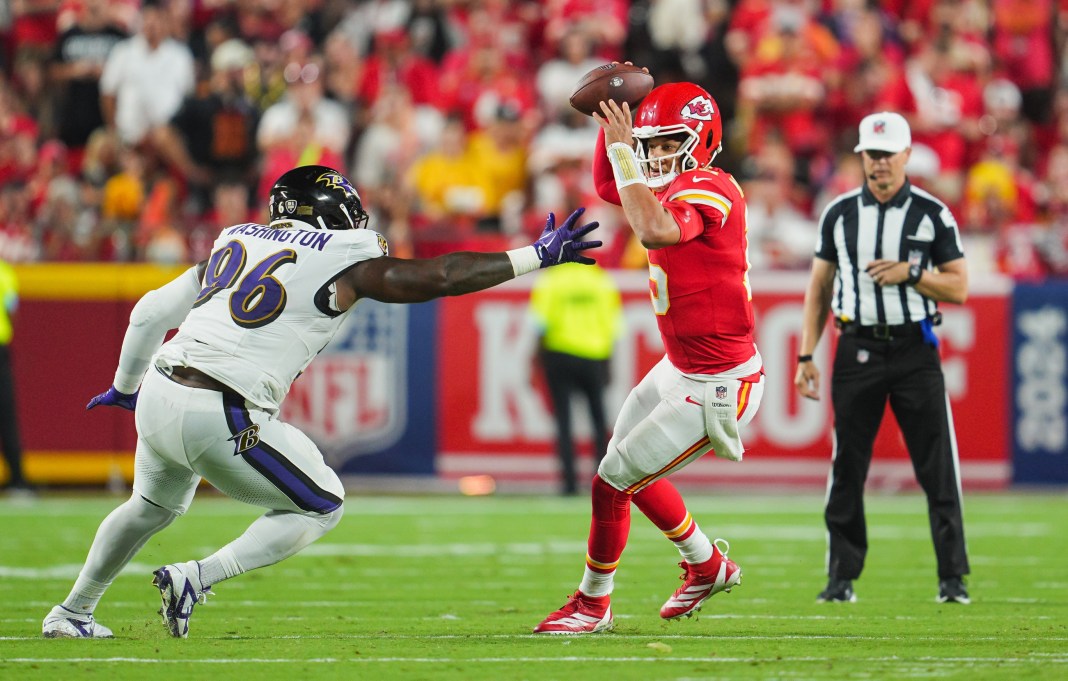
61, 576, 108, 615
674, 523, 715, 566
201, 508, 343, 580
197, 548, 242, 587
578, 567, 615, 597
62, 494, 176, 613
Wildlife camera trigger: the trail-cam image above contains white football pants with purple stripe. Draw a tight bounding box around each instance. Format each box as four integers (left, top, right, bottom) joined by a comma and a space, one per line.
134, 366, 344, 516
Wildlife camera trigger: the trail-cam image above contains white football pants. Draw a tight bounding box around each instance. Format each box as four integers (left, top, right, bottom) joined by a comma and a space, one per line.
598, 355, 764, 493
134, 366, 344, 515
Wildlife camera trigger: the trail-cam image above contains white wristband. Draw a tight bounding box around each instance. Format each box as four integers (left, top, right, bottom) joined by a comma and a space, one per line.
506, 245, 542, 277
607, 142, 647, 189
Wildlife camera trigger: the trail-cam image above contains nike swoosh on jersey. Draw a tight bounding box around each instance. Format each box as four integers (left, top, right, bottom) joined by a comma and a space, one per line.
685, 395, 703, 407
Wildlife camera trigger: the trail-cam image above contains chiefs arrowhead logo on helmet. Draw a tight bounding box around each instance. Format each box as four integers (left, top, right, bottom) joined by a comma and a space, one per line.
681, 96, 714, 121
631, 83, 724, 188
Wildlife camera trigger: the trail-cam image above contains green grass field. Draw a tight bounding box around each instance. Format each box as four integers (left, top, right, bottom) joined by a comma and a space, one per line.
1, 489, 1065, 680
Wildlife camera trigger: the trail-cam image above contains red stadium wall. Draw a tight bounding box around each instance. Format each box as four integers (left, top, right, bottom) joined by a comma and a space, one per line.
5, 265, 1012, 490
437, 272, 1013, 490
9, 264, 187, 484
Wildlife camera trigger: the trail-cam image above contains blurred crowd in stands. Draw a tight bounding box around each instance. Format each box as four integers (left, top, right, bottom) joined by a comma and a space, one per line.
1, 0, 1067, 278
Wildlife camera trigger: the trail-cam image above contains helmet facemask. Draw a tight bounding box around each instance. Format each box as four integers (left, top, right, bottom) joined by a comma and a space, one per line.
633, 126, 704, 189
321, 195, 369, 230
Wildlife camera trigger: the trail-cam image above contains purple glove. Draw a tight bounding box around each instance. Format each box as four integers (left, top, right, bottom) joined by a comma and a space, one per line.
533, 207, 601, 268
86, 386, 138, 411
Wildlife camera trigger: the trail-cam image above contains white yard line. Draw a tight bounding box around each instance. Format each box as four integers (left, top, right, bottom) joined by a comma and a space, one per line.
4, 634, 1066, 642
1, 656, 1064, 665
2, 494, 1058, 519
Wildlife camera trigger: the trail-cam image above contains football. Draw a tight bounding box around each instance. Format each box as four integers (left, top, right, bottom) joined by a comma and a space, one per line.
569, 63, 654, 116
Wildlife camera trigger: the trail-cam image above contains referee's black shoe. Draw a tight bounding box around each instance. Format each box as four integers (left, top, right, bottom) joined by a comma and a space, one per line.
937, 577, 971, 604
816, 578, 856, 603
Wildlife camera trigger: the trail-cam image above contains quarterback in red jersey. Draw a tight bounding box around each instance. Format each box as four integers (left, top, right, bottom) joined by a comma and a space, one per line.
534, 81, 765, 634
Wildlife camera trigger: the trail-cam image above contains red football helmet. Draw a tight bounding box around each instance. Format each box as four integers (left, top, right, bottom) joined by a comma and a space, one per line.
632, 82, 723, 188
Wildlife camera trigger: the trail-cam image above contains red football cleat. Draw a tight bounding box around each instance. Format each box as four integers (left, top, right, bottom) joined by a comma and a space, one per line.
660, 539, 741, 620
533, 591, 613, 634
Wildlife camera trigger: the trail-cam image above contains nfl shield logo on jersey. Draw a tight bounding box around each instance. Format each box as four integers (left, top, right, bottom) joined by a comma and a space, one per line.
857, 349, 870, 364
716, 385, 727, 400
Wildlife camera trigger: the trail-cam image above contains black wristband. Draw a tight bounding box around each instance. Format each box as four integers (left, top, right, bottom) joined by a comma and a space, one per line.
906, 264, 923, 286
797, 354, 813, 363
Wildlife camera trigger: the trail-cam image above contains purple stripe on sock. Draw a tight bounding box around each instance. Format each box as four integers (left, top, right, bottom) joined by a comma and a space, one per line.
223, 396, 341, 514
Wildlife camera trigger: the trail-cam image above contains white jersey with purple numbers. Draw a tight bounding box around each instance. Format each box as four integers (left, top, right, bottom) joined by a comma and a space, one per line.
155, 222, 388, 412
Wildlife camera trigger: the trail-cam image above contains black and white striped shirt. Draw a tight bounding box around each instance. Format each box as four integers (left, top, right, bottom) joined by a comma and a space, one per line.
815, 180, 965, 326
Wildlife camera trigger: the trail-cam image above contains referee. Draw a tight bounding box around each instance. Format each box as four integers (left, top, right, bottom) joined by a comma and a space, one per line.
794, 112, 971, 604
530, 262, 622, 495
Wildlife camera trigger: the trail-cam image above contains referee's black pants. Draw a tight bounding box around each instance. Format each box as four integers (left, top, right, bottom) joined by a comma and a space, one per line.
0, 345, 25, 488
826, 333, 970, 581
541, 350, 610, 495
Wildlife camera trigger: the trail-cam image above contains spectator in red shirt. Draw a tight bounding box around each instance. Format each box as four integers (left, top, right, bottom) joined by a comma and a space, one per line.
357, 29, 440, 109
0, 99, 38, 188
0, 181, 39, 262
877, 0, 937, 48
439, 37, 538, 132
544, 0, 628, 62
902, 40, 986, 205
187, 179, 257, 263
448, 0, 542, 71
737, 3, 839, 158
992, 0, 1056, 124
9, 0, 60, 59
825, 7, 909, 143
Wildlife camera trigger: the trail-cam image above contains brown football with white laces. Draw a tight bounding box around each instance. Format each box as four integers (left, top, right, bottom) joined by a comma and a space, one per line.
569, 63, 654, 116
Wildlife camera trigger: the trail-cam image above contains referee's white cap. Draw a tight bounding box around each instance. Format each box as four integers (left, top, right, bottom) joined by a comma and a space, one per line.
854, 112, 911, 153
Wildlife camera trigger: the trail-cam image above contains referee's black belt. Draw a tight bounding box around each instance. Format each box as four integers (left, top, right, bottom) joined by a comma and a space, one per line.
835, 319, 924, 341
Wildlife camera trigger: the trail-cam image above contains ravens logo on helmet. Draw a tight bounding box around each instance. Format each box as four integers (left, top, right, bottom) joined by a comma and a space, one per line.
269, 165, 370, 230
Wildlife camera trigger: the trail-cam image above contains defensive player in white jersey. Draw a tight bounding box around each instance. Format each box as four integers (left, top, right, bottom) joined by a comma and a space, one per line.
42, 165, 601, 639
534, 82, 764, 634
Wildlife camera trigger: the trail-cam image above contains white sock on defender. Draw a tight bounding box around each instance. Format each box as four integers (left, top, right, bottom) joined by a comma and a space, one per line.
197, 548, 242, 586
62, 576, 108, 615
203, 508, 344, 581
62, 494, 177, 613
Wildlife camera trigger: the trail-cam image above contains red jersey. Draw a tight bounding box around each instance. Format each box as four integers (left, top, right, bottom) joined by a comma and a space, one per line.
593, 135, 757, 374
